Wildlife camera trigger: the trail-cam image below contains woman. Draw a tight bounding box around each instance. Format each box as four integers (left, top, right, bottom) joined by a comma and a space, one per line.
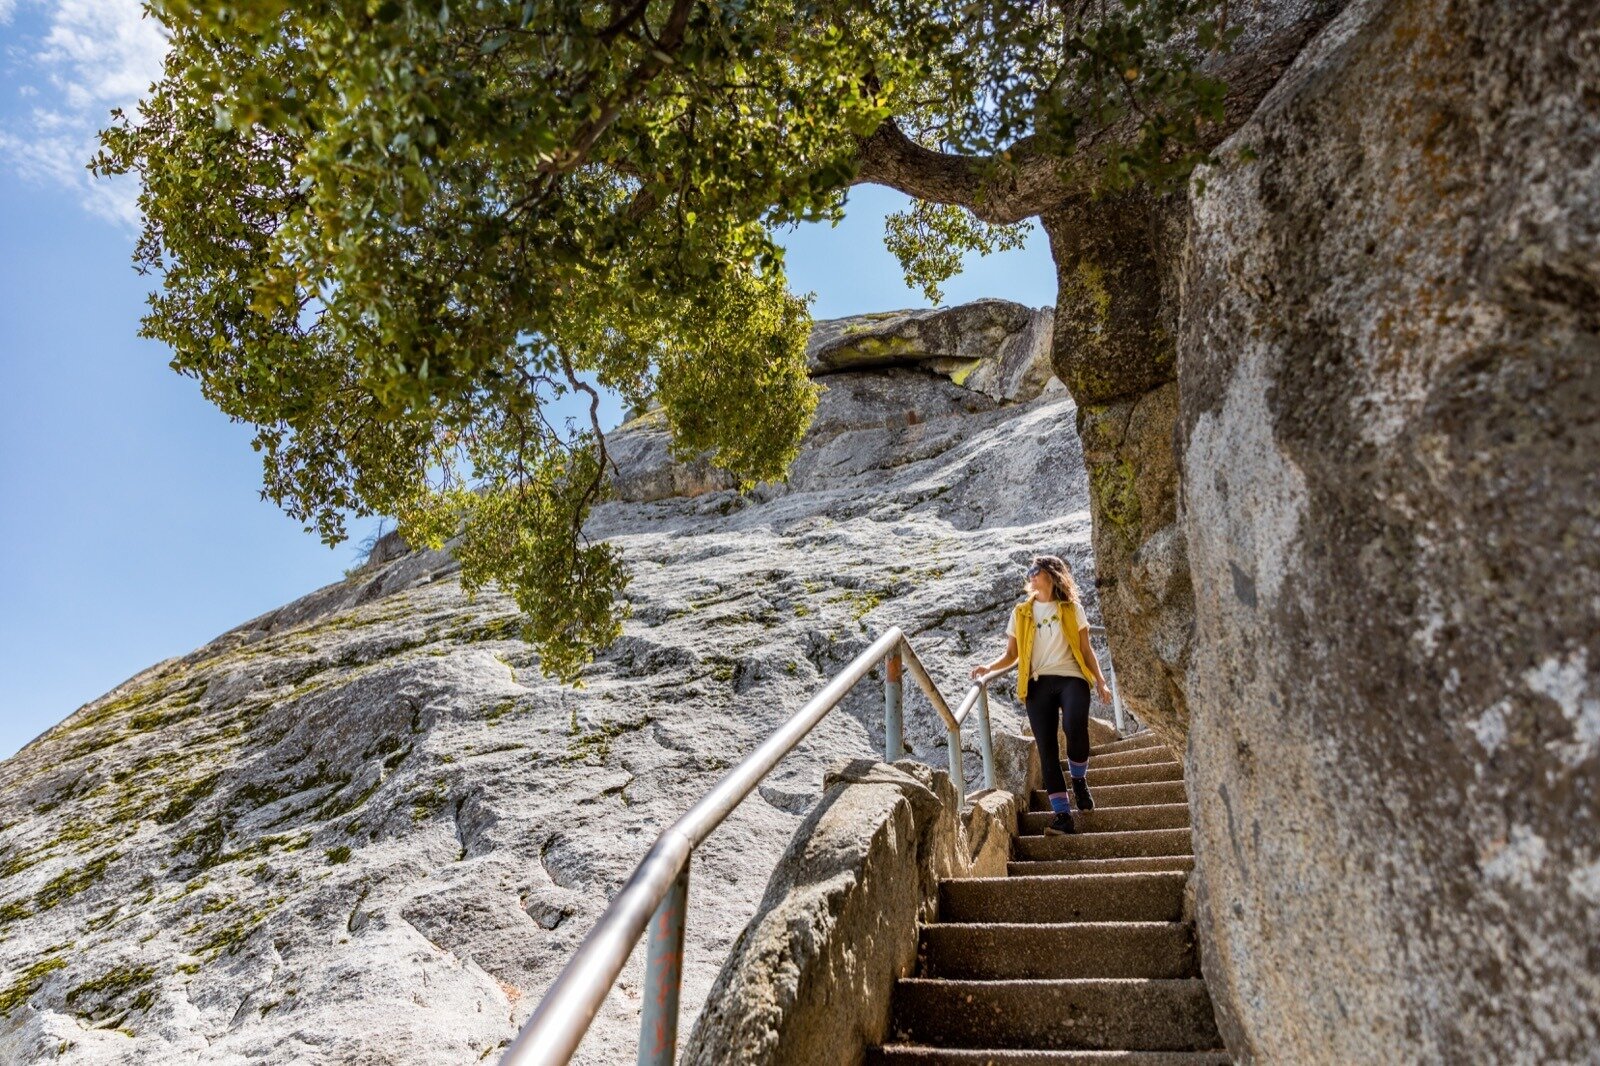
970, 555, 1113, 835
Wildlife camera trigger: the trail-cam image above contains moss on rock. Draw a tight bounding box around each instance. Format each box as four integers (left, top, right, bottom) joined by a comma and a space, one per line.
0, 956, 66, 1016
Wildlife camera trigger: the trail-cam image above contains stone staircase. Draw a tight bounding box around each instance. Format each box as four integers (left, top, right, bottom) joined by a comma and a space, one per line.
866, 730, 1230, 1064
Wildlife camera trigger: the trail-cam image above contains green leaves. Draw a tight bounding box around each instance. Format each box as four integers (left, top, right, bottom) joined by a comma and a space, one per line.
884, 200, 1030, 304
890, 0, 1237, 196
653, 270, 818, 487
96, 0, 1233, 689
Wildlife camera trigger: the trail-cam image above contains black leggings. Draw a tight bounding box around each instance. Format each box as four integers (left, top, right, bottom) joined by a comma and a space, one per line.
1025, 674, 1092, 795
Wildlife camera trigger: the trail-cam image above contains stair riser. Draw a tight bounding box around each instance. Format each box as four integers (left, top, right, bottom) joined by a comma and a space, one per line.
1082, 763, 1184, 786
1088, 748, 1180, 770
1032, 782, 1188, 810
890, 979, 1223, 1051
866, 1049, 1232, 1065
921, 924, 1198, 980
1015, 830, 1193, 862
1020, 805, 1190, 834
940, 873, 1186, 924
1010, 856, 1195, 877
1092, 733, 1167, 756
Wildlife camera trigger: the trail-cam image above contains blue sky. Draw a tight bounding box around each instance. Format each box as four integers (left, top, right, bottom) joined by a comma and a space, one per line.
0, 1, 1057, 761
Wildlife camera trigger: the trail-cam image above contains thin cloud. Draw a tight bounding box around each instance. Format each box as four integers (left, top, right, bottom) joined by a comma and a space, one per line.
0, 0, 168, 229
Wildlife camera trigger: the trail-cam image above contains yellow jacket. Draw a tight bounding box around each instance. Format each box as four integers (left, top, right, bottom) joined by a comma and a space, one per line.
1012, 597, 1094, 702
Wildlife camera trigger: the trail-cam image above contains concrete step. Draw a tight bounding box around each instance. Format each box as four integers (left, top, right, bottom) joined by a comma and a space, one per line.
1010, 856, 1195, 878
866, 1048, 1232, 1065
919, 922, 1198, 980
939, 872, 1186, 924
1020, 804, 1190, 835
887, 978, 1223, 1051
1032, 782, 1188, 811
1089, 747, 1180, 770
1083, 763, 1184, 787
1014, 829, 1193, 863
1093, 733, 1167, 756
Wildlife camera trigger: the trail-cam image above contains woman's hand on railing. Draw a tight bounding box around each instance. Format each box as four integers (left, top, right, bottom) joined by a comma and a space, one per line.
968, 663, 988, 680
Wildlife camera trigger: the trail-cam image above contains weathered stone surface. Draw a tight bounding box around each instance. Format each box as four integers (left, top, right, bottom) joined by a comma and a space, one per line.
989, 729, 1036, 802
0, 321, 1117, 1063
794, 369, 998, 452
1035, 152, 1190, 748
1036, 0, 1346, 746
1045, 192, 1180, 408
606, 409, 742, 503
605, 362, 1014, 507
805, 300, 1057, 403
1179, 0, 1600, 1058
951, 307, 1057, 405
806, 300, 1027, 370
1073, 383, 1191, 743
607, 302, 1053, 506
961, 789, 1018, 880
681, 761, 1009, 1066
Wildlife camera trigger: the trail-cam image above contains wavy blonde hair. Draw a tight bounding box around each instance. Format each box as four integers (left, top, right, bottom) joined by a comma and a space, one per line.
1025, 554, 1083, 608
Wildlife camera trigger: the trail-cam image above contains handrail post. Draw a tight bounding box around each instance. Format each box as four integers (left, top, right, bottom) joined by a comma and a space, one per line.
884, 646, 905, 763
1103, 647, 1126, 735
638, 867, 689, 1066
974, 686, 996, 790
946, 725, 966, 805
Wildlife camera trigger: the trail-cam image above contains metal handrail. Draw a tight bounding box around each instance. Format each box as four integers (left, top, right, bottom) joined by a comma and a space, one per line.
502, 617, 1127, 1066
502, 625, 1017, 1066
1087, 624, 1129, 734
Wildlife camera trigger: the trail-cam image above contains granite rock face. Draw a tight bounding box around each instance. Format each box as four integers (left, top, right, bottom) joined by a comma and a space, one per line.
1039, 0, 1346, 745
805, 299, 1057, 404
610, 301, 1058, 506
1179, 0, 1600, 1058
0, 309, 1110, 1065
1044, 192, 1190, 743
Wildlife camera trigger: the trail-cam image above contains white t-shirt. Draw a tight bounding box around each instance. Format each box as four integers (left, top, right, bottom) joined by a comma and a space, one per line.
1007, 598, 1087, 680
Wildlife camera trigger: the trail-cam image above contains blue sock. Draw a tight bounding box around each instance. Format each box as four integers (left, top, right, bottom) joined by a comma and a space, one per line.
1068, 760, 1088, 781
1048, 792, 1073, 816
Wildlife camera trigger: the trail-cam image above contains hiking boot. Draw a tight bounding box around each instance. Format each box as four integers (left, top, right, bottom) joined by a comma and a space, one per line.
1072, 777, 1094, 812
1044, 811, 1077, 835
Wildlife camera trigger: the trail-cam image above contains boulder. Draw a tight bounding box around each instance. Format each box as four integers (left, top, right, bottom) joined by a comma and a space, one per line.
606, 409, 741, 504
1179, 0, 1600, 1058
806, 300, 1057, 403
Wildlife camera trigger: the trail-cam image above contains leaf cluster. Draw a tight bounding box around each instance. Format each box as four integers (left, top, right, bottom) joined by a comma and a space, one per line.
92, 0, 1234, 682
875, 0, 1239, 292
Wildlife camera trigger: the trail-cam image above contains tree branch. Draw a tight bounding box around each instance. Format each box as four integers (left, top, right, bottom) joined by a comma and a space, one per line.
851, 16, 1334, 222
557, 349, 611, 548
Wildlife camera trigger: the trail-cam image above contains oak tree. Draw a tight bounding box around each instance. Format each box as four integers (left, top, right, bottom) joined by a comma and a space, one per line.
95, 0, 1255, 682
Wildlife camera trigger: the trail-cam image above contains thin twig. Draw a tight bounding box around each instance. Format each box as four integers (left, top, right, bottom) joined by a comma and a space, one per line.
557, 348, 611, 548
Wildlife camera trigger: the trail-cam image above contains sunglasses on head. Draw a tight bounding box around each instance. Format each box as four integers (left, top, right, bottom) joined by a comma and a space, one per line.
1026, 565, 1043, 578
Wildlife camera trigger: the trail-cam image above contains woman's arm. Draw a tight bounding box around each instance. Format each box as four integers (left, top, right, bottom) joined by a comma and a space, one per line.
970, 637, 1019, 680
1077, 627, 1114, 703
